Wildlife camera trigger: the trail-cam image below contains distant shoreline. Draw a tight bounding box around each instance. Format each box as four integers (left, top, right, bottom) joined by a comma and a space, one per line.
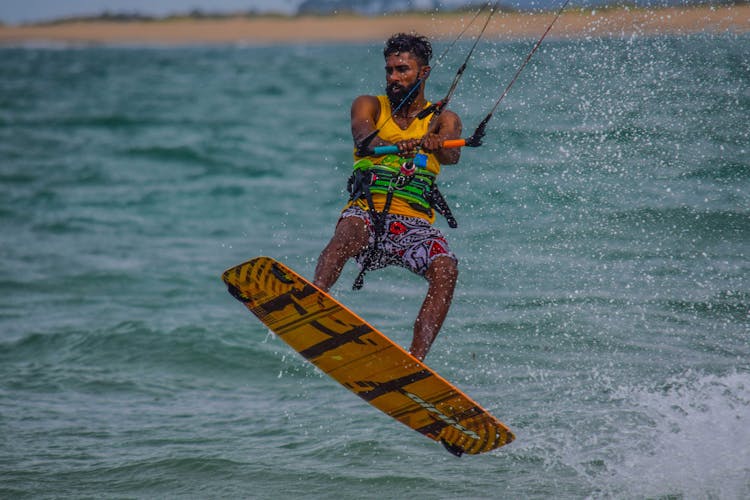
0, 5, 747, 46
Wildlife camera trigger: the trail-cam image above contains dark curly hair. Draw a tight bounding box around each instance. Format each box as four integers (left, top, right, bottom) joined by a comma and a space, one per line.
383, 33, 432, 67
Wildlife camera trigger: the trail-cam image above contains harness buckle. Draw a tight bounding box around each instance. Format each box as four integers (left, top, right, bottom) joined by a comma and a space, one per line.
399, 161, 416, 177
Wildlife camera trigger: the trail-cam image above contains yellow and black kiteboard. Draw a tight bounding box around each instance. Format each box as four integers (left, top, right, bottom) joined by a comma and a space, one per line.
222, 256, 514, 456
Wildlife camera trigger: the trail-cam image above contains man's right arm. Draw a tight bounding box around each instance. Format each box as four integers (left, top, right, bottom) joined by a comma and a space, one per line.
351, 95, 383, 149
351, 95, 419, 155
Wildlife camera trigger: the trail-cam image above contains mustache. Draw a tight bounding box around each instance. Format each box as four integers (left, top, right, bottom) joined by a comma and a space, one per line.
387, 83, 407, 94
386, 80, 421, 109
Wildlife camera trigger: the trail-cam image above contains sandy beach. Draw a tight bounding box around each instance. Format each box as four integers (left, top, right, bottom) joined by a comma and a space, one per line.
0, 5, 748, 45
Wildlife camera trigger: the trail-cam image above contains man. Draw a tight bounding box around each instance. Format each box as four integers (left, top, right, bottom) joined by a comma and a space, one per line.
314, 33, 463, 361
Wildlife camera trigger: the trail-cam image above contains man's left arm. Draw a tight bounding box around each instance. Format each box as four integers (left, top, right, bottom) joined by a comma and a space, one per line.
421, 110, 462, 165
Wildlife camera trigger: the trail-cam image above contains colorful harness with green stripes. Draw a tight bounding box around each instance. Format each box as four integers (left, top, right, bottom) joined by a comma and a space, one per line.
346, 154, 457, 290
351, 155, 435, 216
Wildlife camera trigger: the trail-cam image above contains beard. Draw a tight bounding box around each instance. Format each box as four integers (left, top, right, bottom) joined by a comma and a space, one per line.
386, 80, 421, 110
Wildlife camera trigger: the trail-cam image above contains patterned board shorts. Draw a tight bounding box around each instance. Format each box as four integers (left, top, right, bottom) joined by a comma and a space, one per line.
340, 205, 457, 277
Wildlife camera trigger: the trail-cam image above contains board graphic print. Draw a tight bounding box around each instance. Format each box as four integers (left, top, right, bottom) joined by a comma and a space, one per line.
222, 256, 514, 455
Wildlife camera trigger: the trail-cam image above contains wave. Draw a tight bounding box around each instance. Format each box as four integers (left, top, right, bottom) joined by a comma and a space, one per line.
0, 114, 159, 129
682, 160, 750, 182
502, 368, 750, 499
606, 206, 750, 240
123, 144, 223, 167
660, 290, 750, 323
606, 370, 750, 498
0, 321, 292, 395
0, 456, 250, 498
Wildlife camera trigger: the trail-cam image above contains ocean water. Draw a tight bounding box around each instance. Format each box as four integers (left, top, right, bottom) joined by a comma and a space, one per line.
1, 32, 748, 498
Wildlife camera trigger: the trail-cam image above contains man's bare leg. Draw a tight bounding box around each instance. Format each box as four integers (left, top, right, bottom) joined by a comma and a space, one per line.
314, 217, 370, 292
410, 256, 458, 361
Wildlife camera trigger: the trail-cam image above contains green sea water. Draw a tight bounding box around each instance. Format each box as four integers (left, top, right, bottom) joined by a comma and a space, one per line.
1, 33, 748, 498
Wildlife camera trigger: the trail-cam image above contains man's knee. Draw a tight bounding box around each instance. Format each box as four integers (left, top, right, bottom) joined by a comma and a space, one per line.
426, 256, 458, 284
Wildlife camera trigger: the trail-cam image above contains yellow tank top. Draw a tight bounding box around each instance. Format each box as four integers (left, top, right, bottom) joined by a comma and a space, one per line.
351, 95, 441, 222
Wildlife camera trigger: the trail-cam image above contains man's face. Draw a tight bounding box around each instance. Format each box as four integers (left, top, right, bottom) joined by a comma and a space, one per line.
384, 51, 426, 107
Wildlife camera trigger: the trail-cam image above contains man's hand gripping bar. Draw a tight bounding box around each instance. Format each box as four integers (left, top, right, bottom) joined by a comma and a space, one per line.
362, 120, 487, 157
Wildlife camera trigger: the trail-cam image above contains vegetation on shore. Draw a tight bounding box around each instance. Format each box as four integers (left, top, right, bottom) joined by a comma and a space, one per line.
25, 1, 747, 27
